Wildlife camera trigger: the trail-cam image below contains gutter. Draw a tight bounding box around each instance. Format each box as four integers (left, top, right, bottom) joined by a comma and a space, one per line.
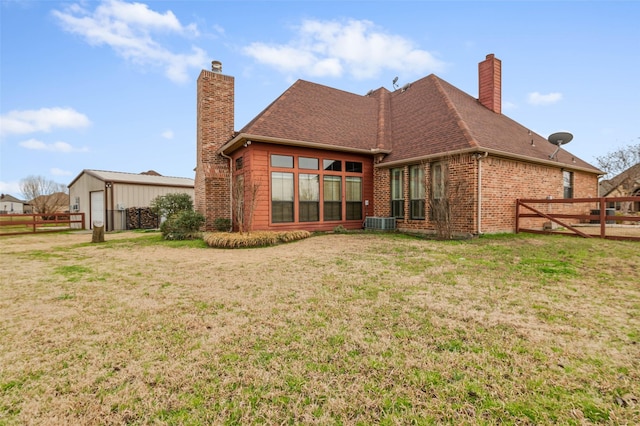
376, 147, 602, 175
218, 133, 391, 156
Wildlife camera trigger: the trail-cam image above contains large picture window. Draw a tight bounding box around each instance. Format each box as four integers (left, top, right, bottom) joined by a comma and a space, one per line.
323, 176, 342, 221
271, 172, 294, 223
391, 168, 404, 218
299, 174, 320, 222
410, 165, 425, 220
346, 177, 362, 220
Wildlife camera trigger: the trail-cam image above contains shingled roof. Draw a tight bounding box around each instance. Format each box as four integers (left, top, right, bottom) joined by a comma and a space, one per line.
227, 73, 599, 173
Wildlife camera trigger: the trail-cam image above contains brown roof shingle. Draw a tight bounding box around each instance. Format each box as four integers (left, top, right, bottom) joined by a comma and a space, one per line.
234, 73, 600, 173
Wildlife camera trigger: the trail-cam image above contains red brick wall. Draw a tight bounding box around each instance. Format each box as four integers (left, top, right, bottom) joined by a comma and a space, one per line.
194, 70, 234, 230
232, 143, 374, 232
478, 54, 501, 114
374, 154, 599, 235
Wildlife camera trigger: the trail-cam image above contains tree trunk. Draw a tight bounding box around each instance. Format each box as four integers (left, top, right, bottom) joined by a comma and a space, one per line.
92, 221, 105, 243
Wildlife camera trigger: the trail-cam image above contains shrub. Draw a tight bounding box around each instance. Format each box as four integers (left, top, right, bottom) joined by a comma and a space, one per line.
214, 217, 231, 232
160, 210, 205, 240
203, 230, 311, 249
150, 193, 194, 218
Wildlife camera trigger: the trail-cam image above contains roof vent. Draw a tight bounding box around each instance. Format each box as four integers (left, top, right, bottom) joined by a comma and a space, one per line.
211, 60, 222, 73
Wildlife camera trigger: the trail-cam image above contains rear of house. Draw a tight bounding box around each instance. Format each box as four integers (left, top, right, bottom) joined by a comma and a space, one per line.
195, 55, 601, 235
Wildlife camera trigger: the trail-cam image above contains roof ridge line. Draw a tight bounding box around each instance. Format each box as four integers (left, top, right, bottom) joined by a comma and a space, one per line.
432, 76, 479, 149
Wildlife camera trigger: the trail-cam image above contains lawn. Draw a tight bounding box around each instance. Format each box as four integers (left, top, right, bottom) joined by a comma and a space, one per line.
1, 231, 638, 424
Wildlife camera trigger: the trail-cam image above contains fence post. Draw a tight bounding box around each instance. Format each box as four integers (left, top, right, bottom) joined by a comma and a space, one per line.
515, 200, 520, 233
599, 198, 606, 238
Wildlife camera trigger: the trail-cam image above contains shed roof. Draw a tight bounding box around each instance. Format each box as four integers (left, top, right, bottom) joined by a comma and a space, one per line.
68, 170, 194, 188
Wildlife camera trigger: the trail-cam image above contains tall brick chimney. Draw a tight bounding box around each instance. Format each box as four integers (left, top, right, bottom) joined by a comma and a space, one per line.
195, 61, 234, 230
478, 54, 501, 114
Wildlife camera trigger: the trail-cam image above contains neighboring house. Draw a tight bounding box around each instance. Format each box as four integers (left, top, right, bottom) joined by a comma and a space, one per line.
68, 169, 195, 231
28, 192, 70, 215
599, 163, 640, 212
195, 54, 602, 235
0, 194, 26, 214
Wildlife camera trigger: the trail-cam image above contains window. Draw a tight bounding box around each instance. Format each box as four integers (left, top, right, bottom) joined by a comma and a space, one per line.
323, 176, 342, 221
235, 156, 243, 170
323, 159, 342, 171
410, 165, 425, 220
271, 154, 293, 168
299, 174, 319, 222
431, 162, 445, 200
346, 177, 362, 220
271, 172, 294, 222
346, 161, 362, 173
563, 170, 573, 199
391, 168, 404, 218
299, 157, 319, 170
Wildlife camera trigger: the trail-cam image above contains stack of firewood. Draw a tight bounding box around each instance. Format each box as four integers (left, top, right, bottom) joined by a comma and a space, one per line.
125, 207, 158, 229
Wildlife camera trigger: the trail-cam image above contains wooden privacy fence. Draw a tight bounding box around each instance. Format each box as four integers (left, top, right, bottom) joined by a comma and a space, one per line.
516, 196, 640, 241
0, 213, 85, 236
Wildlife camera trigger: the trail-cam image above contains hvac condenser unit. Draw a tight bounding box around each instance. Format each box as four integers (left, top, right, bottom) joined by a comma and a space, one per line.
364, 217, 396, 231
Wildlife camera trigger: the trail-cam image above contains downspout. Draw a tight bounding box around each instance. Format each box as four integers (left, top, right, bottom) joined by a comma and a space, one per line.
476, 152, 488, 235
219, 151, 233, 230
110, 182, 115, 231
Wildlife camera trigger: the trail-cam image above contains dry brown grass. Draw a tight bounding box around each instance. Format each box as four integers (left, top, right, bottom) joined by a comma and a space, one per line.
203, 230, 311, 248
1, 231, 638, 424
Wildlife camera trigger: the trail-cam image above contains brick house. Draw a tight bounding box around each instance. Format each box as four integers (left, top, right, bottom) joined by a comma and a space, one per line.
195, 55, 601, 235
599, 163, 640, 213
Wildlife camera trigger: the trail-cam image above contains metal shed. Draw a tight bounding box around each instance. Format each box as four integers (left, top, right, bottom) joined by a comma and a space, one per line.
68, 170, 194, 231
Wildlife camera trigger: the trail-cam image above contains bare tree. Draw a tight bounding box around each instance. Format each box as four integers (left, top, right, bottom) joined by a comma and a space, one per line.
595, 142, 640, 179
596, 142, 640, 212
233, 175, 260, 234
428, 156, 474, 239
20, 175, 67, 216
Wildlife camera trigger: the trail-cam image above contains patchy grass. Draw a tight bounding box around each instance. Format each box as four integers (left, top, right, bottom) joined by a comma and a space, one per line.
0, 231, 638, 424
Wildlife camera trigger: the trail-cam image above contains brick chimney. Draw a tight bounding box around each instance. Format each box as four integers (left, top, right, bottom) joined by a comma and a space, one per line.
478, 54, 501, 114
195, 61, 234, 230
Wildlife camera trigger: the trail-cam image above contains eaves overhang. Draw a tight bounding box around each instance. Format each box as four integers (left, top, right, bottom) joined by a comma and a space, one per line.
376, 147, 603, 175
219, 133, 391, 156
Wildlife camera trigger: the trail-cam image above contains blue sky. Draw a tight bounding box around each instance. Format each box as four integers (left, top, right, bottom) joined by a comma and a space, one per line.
1, 0, 639, 198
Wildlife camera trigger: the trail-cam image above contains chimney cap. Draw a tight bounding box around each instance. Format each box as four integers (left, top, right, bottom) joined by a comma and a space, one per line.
211, 60, 222, 73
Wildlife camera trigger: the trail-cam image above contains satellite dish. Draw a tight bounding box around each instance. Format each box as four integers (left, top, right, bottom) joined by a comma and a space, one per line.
548, 132, 573, 146
392, 76, 399, 90
547, 131, 573, 159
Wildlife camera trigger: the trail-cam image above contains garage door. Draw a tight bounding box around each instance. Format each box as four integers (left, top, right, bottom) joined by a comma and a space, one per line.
90, 191, 104, 229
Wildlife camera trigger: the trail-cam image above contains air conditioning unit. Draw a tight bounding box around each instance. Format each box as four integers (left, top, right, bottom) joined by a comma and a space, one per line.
364, 216, 396, 231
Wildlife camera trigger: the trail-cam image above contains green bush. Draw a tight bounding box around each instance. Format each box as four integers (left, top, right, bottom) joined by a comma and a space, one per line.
214, 217, 231, 232
160, 210, 205, 240
150, 193, 194, 218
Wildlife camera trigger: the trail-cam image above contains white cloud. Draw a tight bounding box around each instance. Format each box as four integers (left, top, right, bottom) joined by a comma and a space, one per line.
52, 0, 207, 83
0, 107, 90, 137
0, 181, 22, 196
161, 129, 174, 139
19, 138, 89, 152
527, 91, 563, 106
51, 168, 73, 176
243, 19, 445, 80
